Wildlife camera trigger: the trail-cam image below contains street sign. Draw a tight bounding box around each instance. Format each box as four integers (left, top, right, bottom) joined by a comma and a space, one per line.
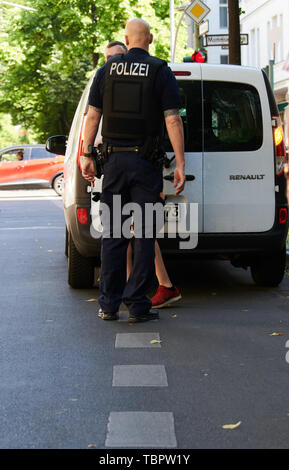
204, 34, 249, 47
199, 19, 209, 37
184, 0, 211, 25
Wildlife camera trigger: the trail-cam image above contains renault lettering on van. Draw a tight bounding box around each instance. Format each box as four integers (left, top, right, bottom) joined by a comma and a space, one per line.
229, 174, 265, 181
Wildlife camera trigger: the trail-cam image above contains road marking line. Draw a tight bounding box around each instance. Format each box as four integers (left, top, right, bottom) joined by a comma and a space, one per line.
105, 412, 177, 448
115, 332, 161, 348
112, 365, 168, 387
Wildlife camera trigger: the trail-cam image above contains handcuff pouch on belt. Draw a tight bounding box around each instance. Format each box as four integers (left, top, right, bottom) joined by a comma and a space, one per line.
140, 136, 167, 170
91, 142, 109, 179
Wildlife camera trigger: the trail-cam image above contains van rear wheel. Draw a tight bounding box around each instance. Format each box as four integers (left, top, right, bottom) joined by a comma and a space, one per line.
250, 247, 286, 287
68, 231, 94, 288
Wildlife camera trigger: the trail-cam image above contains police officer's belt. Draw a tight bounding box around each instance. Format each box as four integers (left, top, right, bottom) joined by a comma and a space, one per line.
107, 145, 140, 154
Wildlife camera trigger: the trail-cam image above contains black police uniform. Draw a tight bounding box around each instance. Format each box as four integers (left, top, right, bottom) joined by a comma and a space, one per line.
88, 47, 181, 318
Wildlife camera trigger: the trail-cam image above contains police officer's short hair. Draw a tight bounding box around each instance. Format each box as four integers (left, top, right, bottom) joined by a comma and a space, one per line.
106, 41, 127, 53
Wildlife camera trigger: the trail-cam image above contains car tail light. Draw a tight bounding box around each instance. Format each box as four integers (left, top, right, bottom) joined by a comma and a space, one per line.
76, 114, 88, 170
77, 208, 89, 225
272, 116, 286, 176
279, 207, 288, 224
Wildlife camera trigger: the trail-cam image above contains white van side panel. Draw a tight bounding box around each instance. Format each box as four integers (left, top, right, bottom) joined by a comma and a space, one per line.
201, 65, 275, 233
166, 64, 204, 232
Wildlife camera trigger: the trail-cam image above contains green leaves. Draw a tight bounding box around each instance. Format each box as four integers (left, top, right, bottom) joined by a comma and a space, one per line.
0, 0, 188, 144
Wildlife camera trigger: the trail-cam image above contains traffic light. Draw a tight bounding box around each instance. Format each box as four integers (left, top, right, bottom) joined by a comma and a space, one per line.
183, 49, 207, 63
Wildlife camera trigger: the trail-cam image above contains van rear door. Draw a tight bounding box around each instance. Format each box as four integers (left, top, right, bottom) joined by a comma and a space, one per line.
165, 65, 203, 233
201, 65, 275, 233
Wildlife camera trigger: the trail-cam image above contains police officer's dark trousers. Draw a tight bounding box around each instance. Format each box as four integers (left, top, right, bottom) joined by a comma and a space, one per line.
98, 151, 163, 318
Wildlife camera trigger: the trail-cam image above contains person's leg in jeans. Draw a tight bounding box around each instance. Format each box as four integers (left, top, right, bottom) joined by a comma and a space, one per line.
98, 154, 131, 315
122, 156, 163, 318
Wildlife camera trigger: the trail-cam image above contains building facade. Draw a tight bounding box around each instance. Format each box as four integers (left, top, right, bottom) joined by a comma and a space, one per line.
239, 0, 289, 147
197, 0, 230, 64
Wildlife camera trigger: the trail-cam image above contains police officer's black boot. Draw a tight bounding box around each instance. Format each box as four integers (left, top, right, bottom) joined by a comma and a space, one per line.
128, 308, 159, 323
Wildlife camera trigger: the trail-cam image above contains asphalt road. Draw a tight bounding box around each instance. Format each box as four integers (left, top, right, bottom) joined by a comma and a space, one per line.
1, 193, 289, 449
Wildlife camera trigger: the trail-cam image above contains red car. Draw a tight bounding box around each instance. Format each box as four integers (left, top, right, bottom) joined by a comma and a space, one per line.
0, 144, 64, 195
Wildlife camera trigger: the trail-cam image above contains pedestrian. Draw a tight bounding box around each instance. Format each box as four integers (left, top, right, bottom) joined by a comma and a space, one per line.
103, 42, 182, 309
81, 18, 185, 323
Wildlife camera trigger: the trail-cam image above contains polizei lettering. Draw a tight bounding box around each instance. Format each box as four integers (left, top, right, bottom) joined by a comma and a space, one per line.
110, 62, 150, 77
230, 174, 265, 181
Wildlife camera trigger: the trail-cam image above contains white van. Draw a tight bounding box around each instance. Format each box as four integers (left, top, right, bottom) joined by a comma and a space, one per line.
46, 63, 288, 288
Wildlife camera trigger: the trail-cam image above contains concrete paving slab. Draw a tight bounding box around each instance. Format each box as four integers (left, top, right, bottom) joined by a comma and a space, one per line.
105, 412, 177, 448
115, 332, 161, 348
112, 365, 168, 387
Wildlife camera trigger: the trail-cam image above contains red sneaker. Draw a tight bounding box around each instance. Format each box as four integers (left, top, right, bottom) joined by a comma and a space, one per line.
151, 285, 182, 308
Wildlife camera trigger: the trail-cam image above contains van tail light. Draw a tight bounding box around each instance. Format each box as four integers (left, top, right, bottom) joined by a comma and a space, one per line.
77, 208, 89, 225
279, 207, 288, 224
272, 116, 286, 176
77, 114, 88, 170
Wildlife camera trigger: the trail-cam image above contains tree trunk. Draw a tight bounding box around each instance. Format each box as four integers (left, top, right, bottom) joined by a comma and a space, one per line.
228, 0, 241, 65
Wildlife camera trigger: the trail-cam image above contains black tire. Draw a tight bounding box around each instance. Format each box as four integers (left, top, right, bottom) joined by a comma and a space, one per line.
65, 226, 68, 257
250, 247, 286, 287
52, 173, 64, 196
68, 231, 94, 288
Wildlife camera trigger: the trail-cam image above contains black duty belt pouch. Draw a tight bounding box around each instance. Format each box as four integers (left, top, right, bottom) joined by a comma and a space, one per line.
91, 144, 107, 179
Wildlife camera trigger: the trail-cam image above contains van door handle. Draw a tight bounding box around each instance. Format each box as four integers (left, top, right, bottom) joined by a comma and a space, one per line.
163, 173, 195, 181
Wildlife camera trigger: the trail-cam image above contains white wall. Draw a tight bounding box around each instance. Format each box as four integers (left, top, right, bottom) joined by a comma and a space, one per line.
240, 0, 289, 87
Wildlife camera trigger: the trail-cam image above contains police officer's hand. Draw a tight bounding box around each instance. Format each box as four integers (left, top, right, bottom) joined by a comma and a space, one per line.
81, 156, 95, 184
174, 166, 186, 195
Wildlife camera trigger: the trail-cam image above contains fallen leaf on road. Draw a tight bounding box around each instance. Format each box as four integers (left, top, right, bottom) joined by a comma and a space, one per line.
204, 373, 208, 376
88, 444, 97, 449
270, 332, 283, 336
85, 298, 97, 302
150, 339, 162, 344
211, 292, 217, 296
47, 250, 53, 252
171, 314, 177, 318
222, 421, 241, 430
241, 309, 249, 312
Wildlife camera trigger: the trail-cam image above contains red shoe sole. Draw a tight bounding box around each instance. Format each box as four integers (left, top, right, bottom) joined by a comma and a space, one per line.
152, 294, 182, 309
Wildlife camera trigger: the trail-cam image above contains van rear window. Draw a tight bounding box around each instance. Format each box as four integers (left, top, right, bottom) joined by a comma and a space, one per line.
164, 80, 202, 153
203, 81, 263, 152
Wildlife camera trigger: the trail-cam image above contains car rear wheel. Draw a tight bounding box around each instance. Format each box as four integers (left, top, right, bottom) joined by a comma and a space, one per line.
53, 173, 64, 196
65, 226, 68, 257
250, 247, 286, 287
68, 231, 95, 288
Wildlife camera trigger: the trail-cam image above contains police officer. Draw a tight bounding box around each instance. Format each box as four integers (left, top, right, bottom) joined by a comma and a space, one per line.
81, 18, 185, 323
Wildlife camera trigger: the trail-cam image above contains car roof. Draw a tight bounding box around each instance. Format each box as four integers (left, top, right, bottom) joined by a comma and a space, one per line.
0, 144, 46, 153
168, 62, 262, 83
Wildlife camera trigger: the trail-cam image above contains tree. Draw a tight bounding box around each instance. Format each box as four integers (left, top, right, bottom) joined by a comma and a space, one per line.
0, 0, 187, 142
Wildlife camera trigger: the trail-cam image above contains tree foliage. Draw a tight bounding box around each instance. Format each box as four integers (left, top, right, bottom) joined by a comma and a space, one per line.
0, 0, 188, 144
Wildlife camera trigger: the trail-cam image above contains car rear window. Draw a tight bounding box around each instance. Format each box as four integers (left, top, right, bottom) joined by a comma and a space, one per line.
164, 80, 202, 153
30, 148, 56, 159
203, 81, 263, 152
163, 79, 262, 154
